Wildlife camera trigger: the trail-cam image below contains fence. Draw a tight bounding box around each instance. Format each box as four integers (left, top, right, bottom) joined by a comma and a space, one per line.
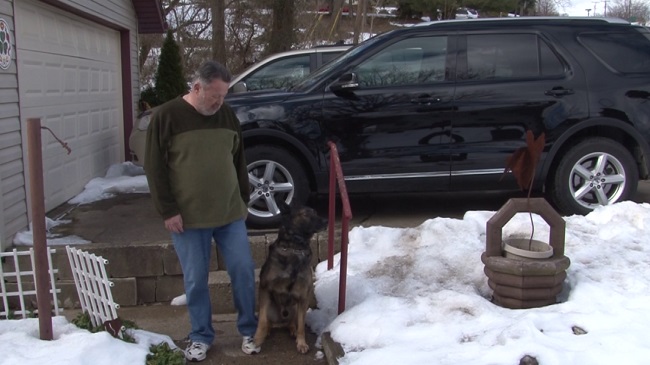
66, 246, 119, 327
327, 141, 353, 315
0, 248, 60, 319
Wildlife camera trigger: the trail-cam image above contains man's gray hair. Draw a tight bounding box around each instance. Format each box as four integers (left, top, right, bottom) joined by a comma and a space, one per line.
192, 61, 232, 85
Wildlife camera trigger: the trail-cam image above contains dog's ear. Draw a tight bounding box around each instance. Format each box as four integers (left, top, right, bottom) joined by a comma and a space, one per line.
277, 201, 292, 215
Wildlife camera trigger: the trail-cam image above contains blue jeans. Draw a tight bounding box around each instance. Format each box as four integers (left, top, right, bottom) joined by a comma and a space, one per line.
172, 219, 257, 344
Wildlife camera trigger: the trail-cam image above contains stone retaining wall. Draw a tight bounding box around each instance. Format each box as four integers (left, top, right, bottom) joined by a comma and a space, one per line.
2, 231, 341, 314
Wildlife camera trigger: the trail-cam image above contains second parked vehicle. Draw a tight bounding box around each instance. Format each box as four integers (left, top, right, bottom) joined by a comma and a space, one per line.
229, 45, 350, 93
129, 45, 351, 166
226, 17, 650, 228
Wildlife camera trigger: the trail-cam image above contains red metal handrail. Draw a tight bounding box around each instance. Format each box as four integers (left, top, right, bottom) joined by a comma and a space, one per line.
327, 141, 353, 315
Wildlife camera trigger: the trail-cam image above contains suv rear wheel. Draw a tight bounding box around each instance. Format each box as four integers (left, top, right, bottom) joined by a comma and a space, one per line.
245, 145, 310, 228
549, 138, 638, 215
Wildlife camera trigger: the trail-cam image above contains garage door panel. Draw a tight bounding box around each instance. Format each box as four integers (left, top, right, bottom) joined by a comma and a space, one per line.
16, 1, 117, 62
29, 109, 120, 142
16, 0, 122, 211
18, 50, 119, 109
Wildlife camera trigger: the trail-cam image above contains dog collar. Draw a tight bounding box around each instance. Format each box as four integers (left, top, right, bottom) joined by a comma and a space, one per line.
278, 247, 310, 257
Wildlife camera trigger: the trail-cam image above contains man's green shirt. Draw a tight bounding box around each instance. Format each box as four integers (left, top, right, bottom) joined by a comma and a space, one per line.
145, 96, 249, 228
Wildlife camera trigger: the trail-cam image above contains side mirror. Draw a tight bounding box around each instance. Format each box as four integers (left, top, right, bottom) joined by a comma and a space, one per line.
330, 73, 359, 95
231, 81, 248, 94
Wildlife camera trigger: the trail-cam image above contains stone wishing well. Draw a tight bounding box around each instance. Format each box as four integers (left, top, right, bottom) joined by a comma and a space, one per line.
481, 198, 571, 309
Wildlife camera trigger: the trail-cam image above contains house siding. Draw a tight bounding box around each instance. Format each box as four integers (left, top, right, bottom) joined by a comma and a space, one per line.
0, 0, 141, 251
0, 0, 21, 251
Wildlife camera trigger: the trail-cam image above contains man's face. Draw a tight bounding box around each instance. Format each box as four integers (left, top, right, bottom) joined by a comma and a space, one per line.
195, 78, 229, 116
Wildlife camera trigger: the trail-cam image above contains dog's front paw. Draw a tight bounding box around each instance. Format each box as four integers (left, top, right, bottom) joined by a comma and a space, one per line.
296, 340, 309, 354
253, 335, 265, 347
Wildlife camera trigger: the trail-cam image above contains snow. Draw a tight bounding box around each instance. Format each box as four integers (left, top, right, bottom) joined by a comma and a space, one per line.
3, 162, 650, 364
0, 316, 175, 365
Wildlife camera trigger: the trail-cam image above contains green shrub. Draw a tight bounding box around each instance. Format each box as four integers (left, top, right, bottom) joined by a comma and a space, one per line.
140, 86, 160, 108
71, 311, 104, 333
71, 312, 183, 364
154, 30, 187, 104
146, 342, 185, 365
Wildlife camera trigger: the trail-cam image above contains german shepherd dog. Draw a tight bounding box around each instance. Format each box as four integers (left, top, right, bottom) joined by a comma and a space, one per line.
253, 201, 328, 354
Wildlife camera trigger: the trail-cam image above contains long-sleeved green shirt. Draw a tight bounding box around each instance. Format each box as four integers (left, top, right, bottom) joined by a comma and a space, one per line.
144, 96, 249, 228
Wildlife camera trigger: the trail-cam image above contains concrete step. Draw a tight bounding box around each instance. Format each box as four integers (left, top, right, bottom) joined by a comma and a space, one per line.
2, 230, 342, 314
208, 269, 261, 314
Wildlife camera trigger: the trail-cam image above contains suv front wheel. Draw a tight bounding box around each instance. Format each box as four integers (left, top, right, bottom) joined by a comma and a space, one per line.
245, 145, 310, 228
549, 138, 638, 215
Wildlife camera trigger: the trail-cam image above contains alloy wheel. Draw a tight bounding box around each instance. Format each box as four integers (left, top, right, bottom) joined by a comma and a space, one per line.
248, 159, 295, 218
568, 152, 626, 210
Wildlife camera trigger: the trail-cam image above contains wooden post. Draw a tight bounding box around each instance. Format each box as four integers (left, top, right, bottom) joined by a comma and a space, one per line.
26, 118, 53, 340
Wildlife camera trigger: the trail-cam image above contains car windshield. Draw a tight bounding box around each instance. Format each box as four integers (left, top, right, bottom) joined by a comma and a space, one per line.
290, 30, 397, 92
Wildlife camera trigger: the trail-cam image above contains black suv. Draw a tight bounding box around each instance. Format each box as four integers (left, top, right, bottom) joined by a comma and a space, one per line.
226, 17, 650, 228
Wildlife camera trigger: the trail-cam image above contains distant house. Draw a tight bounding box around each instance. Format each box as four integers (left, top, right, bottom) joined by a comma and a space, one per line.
0, 0, 165, 250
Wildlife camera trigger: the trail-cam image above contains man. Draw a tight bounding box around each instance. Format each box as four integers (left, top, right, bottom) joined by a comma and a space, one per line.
145, 61, 260, 362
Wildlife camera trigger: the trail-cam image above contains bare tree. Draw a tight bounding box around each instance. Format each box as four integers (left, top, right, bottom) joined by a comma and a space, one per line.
210, 0, 227, 67
352, 0, 368, 45
138, 0, 183, 84
169, 2, 212, 76
328, 0, 347, 42
138, 0, 400, 88
536, 0, 560, 15
605, 0, 650, 22
267, 0, 295, 55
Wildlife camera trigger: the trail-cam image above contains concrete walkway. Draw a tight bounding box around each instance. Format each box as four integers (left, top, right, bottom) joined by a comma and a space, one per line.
63, 304, 326, 364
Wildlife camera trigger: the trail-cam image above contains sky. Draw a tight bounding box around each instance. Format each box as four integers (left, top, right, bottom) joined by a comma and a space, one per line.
4, 162, 650, 364
563, 1, 610, 16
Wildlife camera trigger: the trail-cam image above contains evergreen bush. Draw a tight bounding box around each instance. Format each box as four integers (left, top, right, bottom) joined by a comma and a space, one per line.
154, 30, 187, 104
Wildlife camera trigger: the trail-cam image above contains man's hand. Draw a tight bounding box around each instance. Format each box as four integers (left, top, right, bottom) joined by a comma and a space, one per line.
164, 214, 184, 233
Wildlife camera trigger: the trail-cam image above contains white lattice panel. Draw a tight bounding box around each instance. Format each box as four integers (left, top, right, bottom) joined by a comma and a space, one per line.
0, 248, 61, 319
66, 246, 119, 327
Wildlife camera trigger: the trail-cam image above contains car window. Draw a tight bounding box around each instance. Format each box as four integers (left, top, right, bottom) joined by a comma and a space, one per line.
352, 36, 448, 87
292, 30, 395, 91
243, 54, 311, 91
321, 51, 344, 65
462, 33, 564, 81
579, 32, 650, 74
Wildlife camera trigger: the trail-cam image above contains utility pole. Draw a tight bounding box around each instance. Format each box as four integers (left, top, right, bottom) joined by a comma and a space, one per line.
586, 8, 591, 16
592, 1, 598, 15
602, 0, 608, 16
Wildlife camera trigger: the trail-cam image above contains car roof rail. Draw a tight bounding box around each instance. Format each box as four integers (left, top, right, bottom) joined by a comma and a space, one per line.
417, 16, 630, 27
315, 42, 349, 48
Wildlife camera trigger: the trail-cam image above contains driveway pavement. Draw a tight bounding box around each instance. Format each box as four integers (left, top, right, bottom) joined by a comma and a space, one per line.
49, 181, 650, 245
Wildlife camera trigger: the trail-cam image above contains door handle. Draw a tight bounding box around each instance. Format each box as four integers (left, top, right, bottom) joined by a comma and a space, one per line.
410, 95, 442, 104
544, 88, 574, 97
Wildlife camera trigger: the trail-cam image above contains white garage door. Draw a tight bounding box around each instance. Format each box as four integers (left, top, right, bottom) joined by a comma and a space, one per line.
15, 0, 123, 211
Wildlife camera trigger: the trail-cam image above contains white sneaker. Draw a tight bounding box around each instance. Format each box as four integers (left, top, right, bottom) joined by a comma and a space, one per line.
241, 336, 261, 355
185, 341, 210, 362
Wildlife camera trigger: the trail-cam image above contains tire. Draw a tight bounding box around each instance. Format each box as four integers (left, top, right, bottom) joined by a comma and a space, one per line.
548, 138, 638, 215
245, 145, 310, 229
